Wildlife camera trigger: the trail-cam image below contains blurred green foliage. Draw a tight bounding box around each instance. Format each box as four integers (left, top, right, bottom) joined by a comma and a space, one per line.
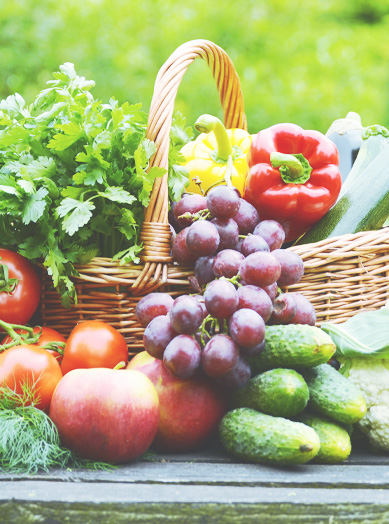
1, 0, 389, 134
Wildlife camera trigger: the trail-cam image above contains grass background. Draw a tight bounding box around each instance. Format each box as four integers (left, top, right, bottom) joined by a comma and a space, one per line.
1, 0, 388, 133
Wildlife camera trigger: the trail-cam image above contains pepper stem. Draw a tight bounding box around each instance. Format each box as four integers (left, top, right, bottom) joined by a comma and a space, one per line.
194, 114, 233, 162
270, 152, 312, 185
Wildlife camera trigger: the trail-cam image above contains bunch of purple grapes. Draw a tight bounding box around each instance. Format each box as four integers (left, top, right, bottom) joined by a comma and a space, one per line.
135, 185, 316, 389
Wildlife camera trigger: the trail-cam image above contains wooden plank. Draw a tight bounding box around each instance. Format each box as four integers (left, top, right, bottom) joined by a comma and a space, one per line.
3, 460, 389, 489
2, 482, 389, 523
2, 448, 389, 523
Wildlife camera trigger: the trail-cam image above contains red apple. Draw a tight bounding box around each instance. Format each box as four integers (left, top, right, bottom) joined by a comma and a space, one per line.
49, 368, 159, 464
127, 351, 228, 452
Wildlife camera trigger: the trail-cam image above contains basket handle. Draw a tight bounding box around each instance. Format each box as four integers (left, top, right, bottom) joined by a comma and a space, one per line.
133, 39, 247, 291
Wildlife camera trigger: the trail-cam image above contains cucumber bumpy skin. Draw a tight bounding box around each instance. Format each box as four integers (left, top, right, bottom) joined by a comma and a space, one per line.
231, 368, 309, 418
296, 412, 352, 464
302, 363, 367, 425
219, 408, 320, 466
248, 324, 336, 374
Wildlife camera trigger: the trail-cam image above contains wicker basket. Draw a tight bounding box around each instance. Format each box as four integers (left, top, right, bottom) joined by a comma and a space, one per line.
39, 39, 389, 353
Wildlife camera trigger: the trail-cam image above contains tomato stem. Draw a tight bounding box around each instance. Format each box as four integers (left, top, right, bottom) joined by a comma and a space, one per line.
41, 342, 65, 355
0, 321, 40, 352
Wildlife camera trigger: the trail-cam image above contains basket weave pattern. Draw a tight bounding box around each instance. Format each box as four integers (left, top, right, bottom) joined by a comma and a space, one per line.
40, 39, 389, 351
288, 228, 389, 325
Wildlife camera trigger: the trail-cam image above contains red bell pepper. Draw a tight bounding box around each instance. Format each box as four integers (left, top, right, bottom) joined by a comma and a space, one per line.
244, 123, 341, 242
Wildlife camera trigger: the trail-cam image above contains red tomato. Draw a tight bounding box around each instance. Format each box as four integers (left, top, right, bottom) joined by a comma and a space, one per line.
0, 344, 63, 411
2, 326, 66, 362
60, 320, 129, 375
0, 249, 41, 325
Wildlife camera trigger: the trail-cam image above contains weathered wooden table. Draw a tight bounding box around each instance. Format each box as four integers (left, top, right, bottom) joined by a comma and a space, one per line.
1, 442, 389, 524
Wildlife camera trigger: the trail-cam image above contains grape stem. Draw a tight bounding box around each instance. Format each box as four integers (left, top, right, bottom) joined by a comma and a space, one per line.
178, 209, 211, 222
221, 274, 242, 288
192, 176, 205, 195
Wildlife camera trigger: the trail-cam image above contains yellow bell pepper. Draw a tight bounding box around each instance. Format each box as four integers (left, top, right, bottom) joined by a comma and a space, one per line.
180, 114, 252, 195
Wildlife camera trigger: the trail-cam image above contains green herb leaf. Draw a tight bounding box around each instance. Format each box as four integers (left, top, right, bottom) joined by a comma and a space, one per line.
98, 186, 137, 205
168, 112, 192, 202
47, 122, 84, 151
22, 187, 49, 224
0, 64, 187, 306
112, 244, 142, 265
168, 164, 190, 202
57, 198, 96, 236
170, 111, 194, 146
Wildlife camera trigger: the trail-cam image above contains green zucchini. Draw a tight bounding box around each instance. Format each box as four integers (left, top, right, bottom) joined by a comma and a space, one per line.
298, 125, 389, 245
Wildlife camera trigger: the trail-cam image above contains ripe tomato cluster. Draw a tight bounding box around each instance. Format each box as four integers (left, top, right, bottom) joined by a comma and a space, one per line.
0, 249, 129, 412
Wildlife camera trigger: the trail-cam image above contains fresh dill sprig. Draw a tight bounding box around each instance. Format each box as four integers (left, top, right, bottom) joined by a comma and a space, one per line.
0, 385, 114, 474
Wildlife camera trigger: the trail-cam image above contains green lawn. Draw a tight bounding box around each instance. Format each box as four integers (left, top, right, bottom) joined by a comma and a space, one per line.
1, 0, 388, 133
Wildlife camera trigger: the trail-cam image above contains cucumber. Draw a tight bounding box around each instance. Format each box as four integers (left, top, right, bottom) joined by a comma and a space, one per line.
302, 363, 367, 424
298, 125, 389, 244
248, 324, 336, 374
231, 368, 309, 418
296, 412, 352, 464
219, 408, 320, 466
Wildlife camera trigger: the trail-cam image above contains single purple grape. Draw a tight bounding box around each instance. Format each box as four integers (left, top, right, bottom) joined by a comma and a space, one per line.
239, 251, 281, 287
174, 194, 208, 228
288, 293, 317, 326
271, 249, 305, 287
204, 279, 239, 319
228, 308, 266, 349
237, 285, 273, 322
240, 234, 270, 257
135, 293, 174, 327
186, 220, 220, 256
169, 295, 205, 334
163, 335, 201, 379
213, 249, 245, 279
172, 228, 199, 266
207, 185, 241, 219
201, 334, 239, 378
253, 220, 286, 250
143, 315, 178, 359
194, 255, 216, 287
269, 293, 297, 325
234, 199, 260, 235
211, 217, 239, 251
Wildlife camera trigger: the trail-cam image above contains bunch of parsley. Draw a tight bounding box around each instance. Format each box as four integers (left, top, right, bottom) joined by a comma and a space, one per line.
0, 63, 192, 306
